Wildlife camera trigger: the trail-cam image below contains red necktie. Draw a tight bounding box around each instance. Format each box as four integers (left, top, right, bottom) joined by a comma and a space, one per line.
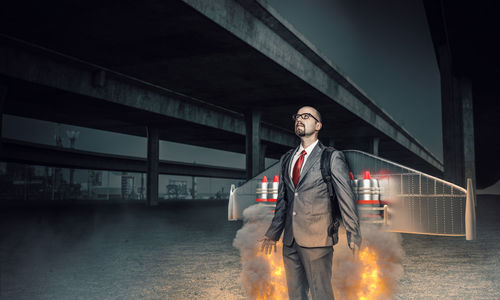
292, 150, 307, 187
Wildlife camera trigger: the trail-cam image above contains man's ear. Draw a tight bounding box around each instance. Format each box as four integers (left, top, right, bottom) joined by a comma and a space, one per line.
316, 122, 322, 131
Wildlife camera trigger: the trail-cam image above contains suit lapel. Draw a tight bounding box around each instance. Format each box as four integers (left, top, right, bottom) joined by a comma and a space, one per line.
297, 141, 324, 188
284, 146, 299, 190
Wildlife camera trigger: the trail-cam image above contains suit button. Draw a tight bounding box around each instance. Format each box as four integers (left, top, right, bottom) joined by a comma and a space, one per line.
293, 211, 297, 216
294, 193, 298, 196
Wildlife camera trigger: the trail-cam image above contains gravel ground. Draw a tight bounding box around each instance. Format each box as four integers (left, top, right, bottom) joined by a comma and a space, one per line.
1, 195, 499, 300
397, 195, 500, 300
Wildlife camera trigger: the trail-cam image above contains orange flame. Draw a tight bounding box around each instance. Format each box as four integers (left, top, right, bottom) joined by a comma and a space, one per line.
358, 247, 386, 300
253, 242, 288, 300
351, 246, 390, 300
249, 243, 393, 300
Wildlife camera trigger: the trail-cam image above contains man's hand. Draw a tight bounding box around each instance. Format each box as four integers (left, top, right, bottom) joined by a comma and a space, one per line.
350, 242, 360, 257
259, 236, 277, 255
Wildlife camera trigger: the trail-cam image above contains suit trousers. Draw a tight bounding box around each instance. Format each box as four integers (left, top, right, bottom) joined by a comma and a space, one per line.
283, 239, 334, 300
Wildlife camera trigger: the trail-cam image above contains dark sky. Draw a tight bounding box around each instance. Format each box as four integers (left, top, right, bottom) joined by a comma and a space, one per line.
266, 0, 442, 160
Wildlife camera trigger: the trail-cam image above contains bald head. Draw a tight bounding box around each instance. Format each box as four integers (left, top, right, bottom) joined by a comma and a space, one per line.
294, 106, 322, 138
297, 106, 322, 123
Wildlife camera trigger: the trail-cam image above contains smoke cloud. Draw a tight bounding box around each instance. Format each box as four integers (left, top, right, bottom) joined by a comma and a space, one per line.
333, 225, 405, 299
232, 204, 288, 299
233, 204, 405, 299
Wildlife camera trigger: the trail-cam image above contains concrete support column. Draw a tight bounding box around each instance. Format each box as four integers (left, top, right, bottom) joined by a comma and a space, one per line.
259, 143, 267, 171
440, 45, 463, 186
245, 110, 262, 179
370, 137, 380, 156
146, 126, 159, 206
327, 138, 336, 148
440, 44, 475, 188
191, 176, 196, 200
0, 84, 7, 140
461, 78, 476, 189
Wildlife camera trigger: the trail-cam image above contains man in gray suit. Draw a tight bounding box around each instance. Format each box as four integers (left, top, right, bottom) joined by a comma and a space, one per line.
260, 106, 362, 300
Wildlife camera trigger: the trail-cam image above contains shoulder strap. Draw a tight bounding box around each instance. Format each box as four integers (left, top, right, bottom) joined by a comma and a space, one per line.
320, 147, 335, 199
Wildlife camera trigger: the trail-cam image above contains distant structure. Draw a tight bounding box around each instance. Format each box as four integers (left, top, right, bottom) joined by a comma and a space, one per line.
121, 175, 135, 200
165, 179, 189, 200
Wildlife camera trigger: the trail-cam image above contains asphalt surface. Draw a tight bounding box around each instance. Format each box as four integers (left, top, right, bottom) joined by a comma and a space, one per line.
1, 195, 499, 299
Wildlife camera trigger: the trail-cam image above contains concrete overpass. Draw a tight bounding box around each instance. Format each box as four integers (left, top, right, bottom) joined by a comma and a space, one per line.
0, 0, 443, 204
0, 138, 246, 179
423, 0, 499, 189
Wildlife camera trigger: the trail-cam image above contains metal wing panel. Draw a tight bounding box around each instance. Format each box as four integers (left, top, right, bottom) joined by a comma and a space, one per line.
344, 150, 467, 236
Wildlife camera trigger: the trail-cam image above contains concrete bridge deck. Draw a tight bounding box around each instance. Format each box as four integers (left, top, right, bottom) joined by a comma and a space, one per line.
0, 0, 442, 178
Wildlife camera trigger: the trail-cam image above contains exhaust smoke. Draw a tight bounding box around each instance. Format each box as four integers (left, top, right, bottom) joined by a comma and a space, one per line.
233, 204, 405, 299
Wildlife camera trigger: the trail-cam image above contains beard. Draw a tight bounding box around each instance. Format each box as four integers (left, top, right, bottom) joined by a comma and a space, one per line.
295, 124, 306, 136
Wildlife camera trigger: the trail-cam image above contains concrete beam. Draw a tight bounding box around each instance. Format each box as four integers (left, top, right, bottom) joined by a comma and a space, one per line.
0, 36, 297, 148
183, 0, 443, 172
0, 138, 246, 179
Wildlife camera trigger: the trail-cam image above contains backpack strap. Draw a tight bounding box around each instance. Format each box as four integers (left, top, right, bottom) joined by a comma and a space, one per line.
321, 147, 341, 220
321, 147, 343, 244
320, 147, 335, 200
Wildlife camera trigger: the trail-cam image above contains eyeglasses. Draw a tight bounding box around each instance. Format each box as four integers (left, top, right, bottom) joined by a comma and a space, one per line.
292, 113, 320, 122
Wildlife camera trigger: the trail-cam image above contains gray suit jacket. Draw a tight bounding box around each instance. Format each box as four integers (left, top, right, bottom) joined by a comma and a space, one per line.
265, 141, 361, 248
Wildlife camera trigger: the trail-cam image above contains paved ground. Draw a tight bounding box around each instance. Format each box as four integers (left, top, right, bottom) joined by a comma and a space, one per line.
1, 195, 499, 299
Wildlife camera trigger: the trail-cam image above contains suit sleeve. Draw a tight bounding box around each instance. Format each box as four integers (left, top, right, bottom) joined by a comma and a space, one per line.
264, 154, 288, 241
330, 150, 362, 247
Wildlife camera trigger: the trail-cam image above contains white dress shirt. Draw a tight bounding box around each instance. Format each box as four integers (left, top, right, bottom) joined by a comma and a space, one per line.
289, 139, 319, 181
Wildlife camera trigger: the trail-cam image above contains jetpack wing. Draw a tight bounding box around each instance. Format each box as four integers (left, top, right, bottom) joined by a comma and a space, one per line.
228, 162, 280, 221
344, 150, 475, 239
228, 150, 476, 240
